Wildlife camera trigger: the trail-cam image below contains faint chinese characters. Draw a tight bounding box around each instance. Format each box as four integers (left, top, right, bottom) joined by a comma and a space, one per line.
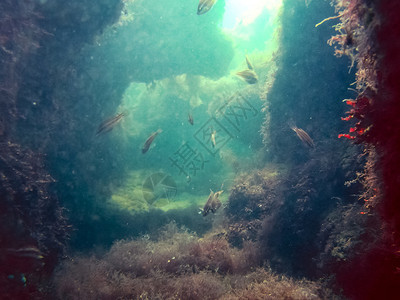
169, 142, 209, 182
169, 91, 258, 182
217, 92, 258, 132
194, 117, 233, 156
142, 172, 177, 205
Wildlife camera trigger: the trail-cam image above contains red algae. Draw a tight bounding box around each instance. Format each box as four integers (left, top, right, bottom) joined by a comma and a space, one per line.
328, 0, 400, 297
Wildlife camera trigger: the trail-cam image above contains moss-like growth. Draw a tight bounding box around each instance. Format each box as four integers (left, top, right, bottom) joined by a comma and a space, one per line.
54, 223, 334, 299
327, 1, 400, 298
107, 170, 229, 214
225, 166, 286, 247
107, 170, 151, 213
227, 166, 286, 220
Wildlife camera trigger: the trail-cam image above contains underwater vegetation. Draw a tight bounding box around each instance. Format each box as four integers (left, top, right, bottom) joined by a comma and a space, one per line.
0, 1, 71, 298
0, 142, 69, 298
258, 0, 368, 282
2, 0, 400, 298
322, 0, 400, 297
225, 167, 285, 247
54, 223, 335, 299
106, 169, 226, 215
316, 201, 380, 271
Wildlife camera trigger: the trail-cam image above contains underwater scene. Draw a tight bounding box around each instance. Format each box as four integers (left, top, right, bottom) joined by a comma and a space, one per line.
1, 0, 400, 299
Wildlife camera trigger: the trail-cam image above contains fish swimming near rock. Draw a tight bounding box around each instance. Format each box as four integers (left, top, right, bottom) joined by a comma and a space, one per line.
5, 247, 44, 260
188, 112, 194, 125
1, 246, 45, 273
202, 189, 223, 216
197, 0, 217, 15
236, 69, 258, 84
245, 55, 254, 70
291, 125, 315, 148
96, 112, 125, 136
142, 129, 162, 154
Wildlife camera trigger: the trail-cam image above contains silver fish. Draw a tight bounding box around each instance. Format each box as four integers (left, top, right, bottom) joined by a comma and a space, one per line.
188, 112, 194, 125
210, 128, 216, 148
202, 189, 223, 216
291, 126, 315, 148
197, 0, 217, 15
245, 55, 254, 70
236, 69, 258, 84
6, 247, 44, 260
142, 129, 162, 154
96, 112, 125, 136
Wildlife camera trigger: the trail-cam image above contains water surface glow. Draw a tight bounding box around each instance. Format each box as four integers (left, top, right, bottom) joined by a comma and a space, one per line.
222, 0, 283, 29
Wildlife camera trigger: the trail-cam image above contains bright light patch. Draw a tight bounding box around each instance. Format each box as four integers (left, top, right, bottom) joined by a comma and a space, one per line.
222, 0, 282, 29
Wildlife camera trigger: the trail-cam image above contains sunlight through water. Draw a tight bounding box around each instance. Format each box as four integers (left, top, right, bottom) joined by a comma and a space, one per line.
222, 0, 283, 30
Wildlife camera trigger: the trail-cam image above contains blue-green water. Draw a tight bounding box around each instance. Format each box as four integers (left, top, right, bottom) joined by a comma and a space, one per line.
1, 0, 371, 298
81, 0, 281, 215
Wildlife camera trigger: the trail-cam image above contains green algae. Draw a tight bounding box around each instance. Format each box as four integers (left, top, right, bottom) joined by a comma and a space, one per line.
108, 170, 151, 213
107, 170, 228, 214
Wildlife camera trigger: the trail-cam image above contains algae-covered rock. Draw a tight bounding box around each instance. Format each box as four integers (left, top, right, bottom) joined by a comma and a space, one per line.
107, 170, 150, 213
107, 170, 228, 214
110, 192, 149, 213
227, 166, 286, 221
225, 166, 287, 246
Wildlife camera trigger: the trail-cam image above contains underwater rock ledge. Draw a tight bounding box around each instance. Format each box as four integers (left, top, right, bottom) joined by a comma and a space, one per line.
327, 0, 400, 298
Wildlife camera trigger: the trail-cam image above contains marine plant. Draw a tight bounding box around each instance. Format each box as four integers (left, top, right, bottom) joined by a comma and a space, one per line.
0, 142, 69, 298
225, 166, 285, 247
0, 1, 70, 298
326, 0, 400, 297
54, 223, 334, 299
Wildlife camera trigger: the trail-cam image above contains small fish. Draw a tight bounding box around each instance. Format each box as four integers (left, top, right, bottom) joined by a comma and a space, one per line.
236, 69, 258, 84
188, 113, 194, 125
203, 189, 223, 216
197, 0, 217, 15
96, 112, 125, 136
210, 127, 216, 148
245, 55, 254, 70
21, 274, 27, 286
142, 129, 162, 154
291, 126, 315, 148
5, 247, 44, 260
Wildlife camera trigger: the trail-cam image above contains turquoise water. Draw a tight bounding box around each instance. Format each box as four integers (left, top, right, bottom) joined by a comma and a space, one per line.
88, 0, 281, 213
1, 0, 367, 298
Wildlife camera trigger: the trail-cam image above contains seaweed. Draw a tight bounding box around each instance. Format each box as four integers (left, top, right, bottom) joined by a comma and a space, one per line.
0, 1, 71, 298
225, 167, 285, 247
327, 0, 400, 297
54, 223, 333, 299
0, 142, 69, 298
